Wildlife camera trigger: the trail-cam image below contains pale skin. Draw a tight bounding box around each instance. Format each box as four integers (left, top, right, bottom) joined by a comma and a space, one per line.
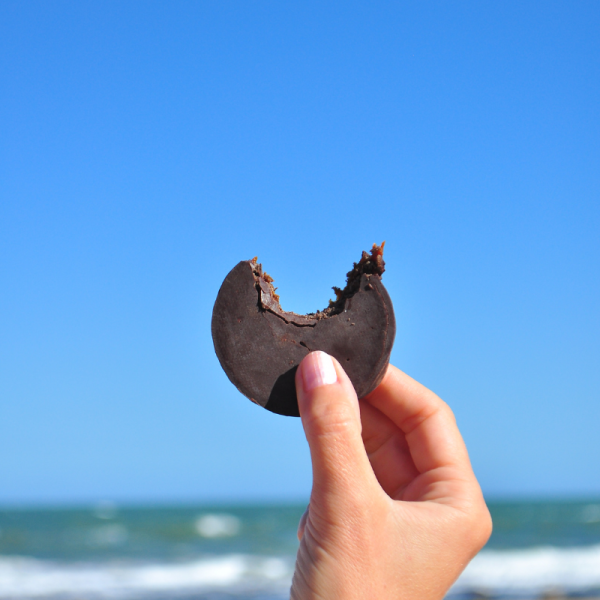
291, 351, 493, 600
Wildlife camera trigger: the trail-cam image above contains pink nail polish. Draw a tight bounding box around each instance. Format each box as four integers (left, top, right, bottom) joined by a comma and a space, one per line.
301, 351, 338, 392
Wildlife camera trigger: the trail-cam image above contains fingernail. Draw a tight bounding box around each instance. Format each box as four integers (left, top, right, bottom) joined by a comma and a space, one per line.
301, 351, 338, 392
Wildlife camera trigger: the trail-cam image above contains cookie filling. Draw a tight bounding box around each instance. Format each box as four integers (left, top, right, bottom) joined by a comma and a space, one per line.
251, 242, 386, 322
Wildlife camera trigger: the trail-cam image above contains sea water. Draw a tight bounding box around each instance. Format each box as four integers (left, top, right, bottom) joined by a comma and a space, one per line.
0, 500, 599, 599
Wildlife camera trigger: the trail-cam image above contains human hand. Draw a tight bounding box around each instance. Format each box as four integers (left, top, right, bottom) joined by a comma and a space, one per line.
291, 351, 492, 600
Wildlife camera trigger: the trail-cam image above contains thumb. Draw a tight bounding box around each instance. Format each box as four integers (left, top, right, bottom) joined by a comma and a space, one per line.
296, 352, 377, 503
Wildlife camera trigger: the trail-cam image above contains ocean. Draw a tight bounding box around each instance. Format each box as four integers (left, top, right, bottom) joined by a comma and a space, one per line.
0, 499, 599, 599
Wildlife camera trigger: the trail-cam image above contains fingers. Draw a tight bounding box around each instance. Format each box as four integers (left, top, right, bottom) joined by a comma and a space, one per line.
364, 365, 473, 478
296, 352, 377, 502
359, 399, 419, 499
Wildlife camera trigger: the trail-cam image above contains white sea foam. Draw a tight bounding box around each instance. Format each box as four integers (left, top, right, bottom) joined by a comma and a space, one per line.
0, 554, 293, 599
1, 545, 600, 599
452, 544, 600, 596
195, 513, 241, 538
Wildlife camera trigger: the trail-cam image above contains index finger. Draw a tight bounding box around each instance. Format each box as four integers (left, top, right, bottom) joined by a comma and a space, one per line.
364, 365, 473, 477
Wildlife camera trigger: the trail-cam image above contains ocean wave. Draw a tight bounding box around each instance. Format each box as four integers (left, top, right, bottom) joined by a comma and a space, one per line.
451, 543, 600, 597
0, 554, 293, 599
195, 514, 242, 538
1, 545, 600, 599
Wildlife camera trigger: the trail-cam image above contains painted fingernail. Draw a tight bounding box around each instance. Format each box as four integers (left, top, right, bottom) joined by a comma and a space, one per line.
301, 351, 338, 392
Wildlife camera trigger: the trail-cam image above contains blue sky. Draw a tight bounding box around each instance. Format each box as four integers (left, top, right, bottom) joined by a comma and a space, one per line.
1, 1, 599, 504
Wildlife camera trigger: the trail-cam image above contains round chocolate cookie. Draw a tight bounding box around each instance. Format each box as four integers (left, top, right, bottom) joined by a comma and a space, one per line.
211, 243, 396, 416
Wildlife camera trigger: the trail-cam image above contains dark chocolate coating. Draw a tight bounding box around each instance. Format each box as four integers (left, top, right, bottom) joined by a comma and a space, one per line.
211, 260, 396, 417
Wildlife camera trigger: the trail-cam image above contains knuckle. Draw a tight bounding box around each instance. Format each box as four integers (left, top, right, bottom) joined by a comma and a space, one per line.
305, 402, 358, 439
442, 403, 457, 424
402, 395, 456, 434
435, 399, 457, 427
478, 506, 494, 547
462, 502, 493, 553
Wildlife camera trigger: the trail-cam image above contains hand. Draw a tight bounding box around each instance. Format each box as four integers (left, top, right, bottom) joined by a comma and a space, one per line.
291, 351, 492, 600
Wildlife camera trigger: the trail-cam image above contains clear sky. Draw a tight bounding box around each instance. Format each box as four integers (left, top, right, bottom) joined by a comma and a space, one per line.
1, 1, 599, 505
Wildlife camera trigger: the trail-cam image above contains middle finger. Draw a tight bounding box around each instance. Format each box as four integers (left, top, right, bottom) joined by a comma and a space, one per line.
359, 399, 419, 499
